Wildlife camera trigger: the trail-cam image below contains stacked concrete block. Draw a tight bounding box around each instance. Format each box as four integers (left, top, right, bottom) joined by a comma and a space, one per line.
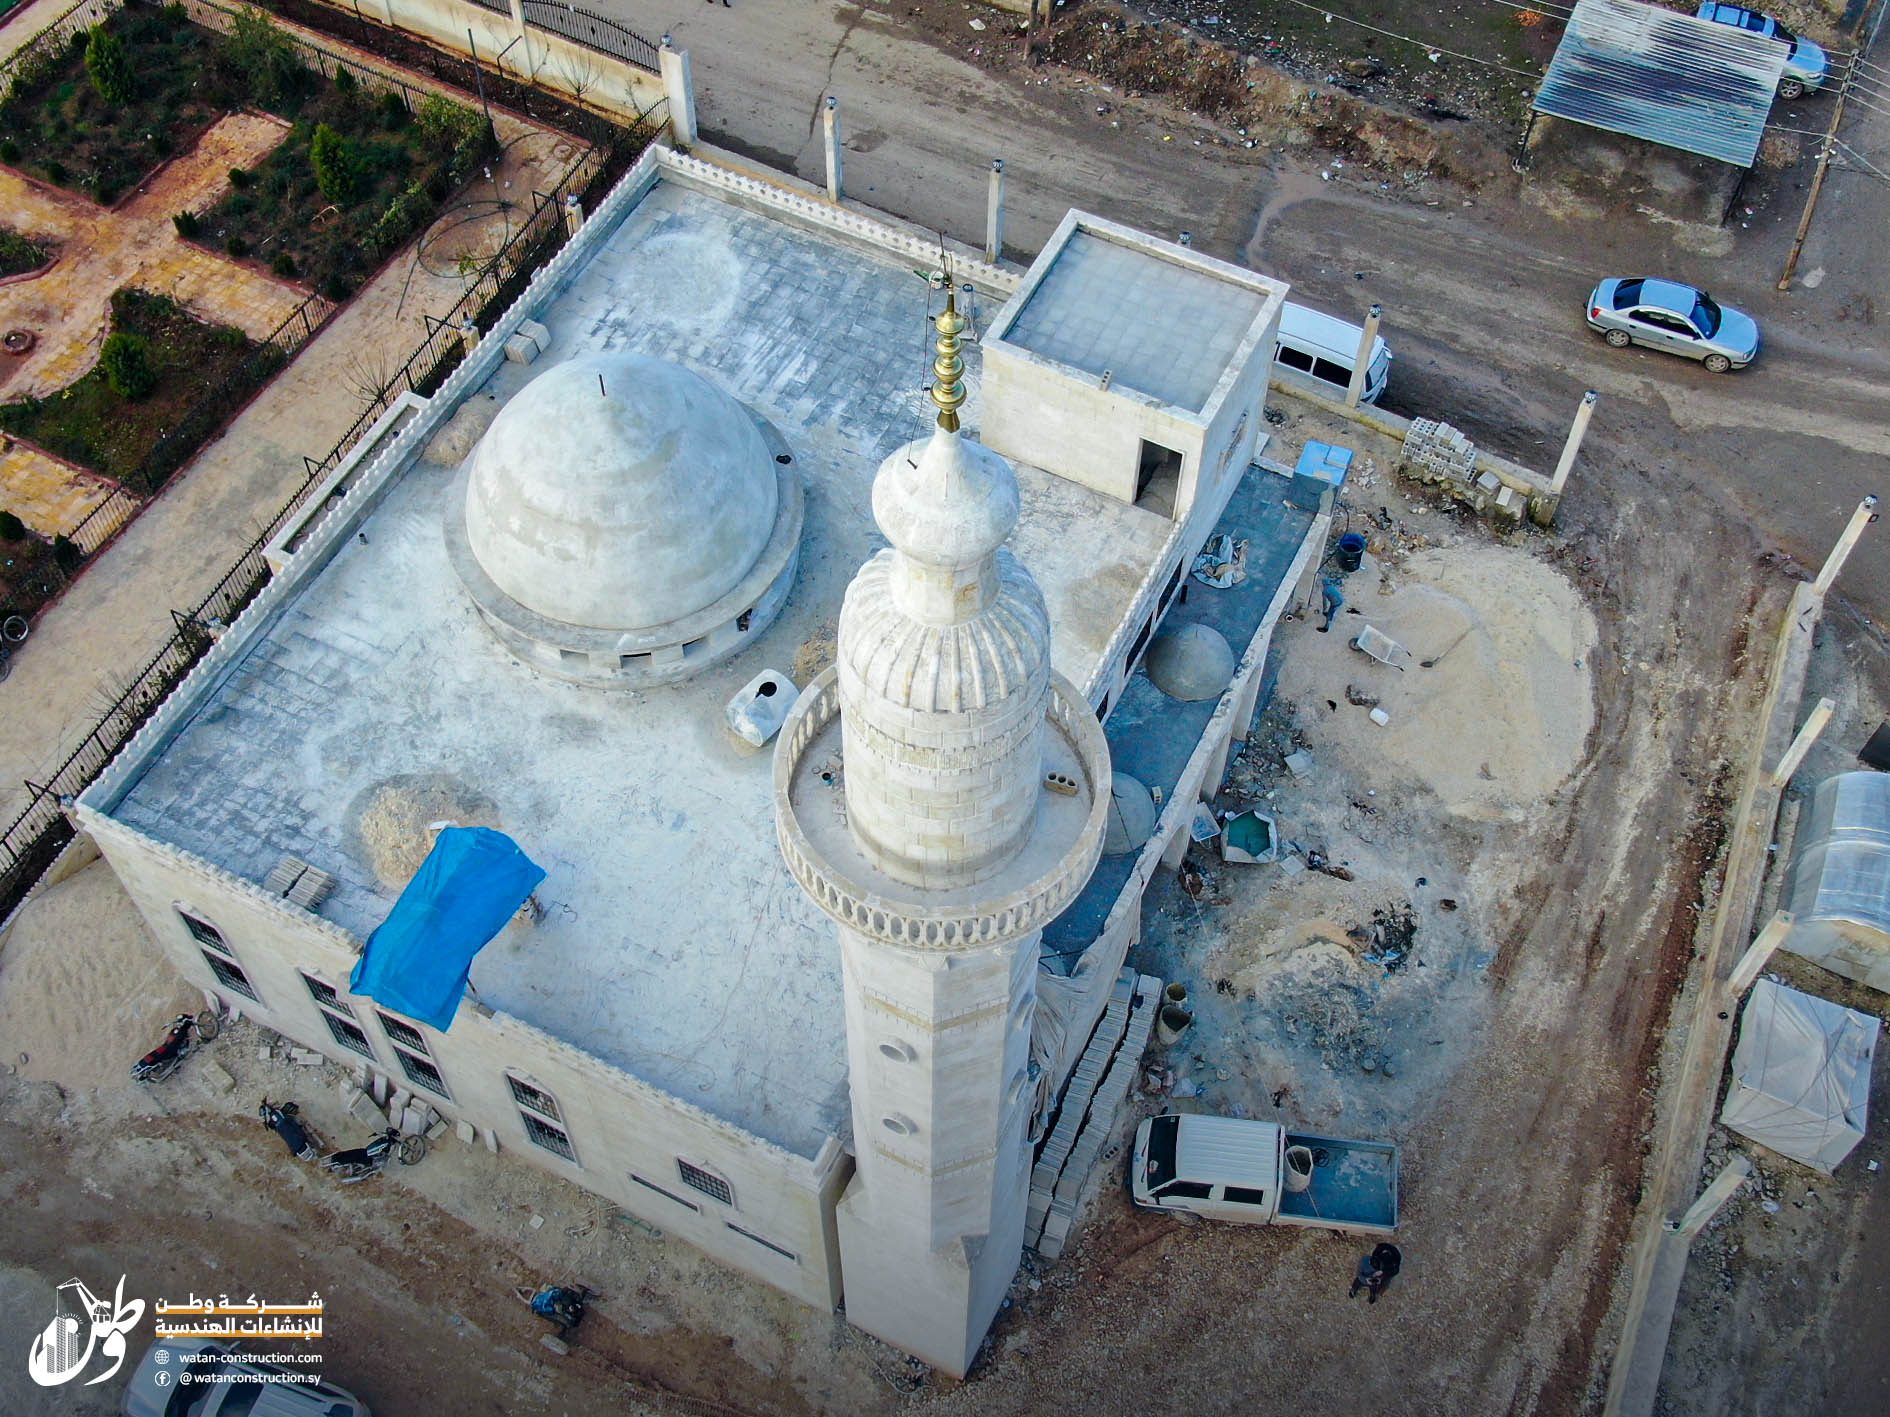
1399, 419, 1478, 487
1026, 970, 1138, 1250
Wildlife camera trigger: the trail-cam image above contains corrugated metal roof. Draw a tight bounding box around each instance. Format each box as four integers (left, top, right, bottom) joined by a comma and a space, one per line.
1534, 0, 1789, 167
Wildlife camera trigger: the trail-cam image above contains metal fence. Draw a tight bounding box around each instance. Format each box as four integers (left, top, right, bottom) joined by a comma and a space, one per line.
521, 0, 659, 74
0, 0, 124, 84
172, 0, 433, 113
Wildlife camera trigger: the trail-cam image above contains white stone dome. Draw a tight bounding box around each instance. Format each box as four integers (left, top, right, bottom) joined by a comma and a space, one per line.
464, 352, 778, 630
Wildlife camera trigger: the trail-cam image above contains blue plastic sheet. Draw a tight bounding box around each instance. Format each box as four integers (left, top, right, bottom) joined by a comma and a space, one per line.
349, 827, 545, 1031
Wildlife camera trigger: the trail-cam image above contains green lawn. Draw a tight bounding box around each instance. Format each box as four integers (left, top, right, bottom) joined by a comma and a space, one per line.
0, 288, 283, 493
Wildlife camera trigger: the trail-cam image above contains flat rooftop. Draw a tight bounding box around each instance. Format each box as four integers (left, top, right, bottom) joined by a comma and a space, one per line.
106, 173, 1173, 1158
1001, 228, 1267, 412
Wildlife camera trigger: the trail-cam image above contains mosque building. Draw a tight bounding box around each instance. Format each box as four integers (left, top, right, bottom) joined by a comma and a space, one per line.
76, 145, 1320, 1374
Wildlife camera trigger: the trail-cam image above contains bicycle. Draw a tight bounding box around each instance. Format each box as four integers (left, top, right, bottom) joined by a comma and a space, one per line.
0, 614, 25, 682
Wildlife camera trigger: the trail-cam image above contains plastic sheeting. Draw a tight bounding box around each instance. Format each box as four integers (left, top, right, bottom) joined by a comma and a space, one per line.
1720, 979, 1879, 1174
350, 827, 546, 1032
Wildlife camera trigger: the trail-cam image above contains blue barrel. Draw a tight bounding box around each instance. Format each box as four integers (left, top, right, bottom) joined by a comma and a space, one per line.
1336, 532, 1367, 573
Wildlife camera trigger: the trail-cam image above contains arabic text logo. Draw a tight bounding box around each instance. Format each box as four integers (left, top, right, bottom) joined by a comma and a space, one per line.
27, 1275, 144, 1388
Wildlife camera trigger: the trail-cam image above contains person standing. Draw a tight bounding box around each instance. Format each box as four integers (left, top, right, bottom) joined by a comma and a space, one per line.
1347, 1242, 1403, 1304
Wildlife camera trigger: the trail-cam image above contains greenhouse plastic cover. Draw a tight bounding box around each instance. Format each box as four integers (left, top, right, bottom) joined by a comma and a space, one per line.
350, 827, 546, 1031
1720, 979, 1879, 1174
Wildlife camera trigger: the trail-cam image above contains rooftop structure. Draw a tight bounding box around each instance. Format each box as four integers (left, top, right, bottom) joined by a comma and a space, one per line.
77, 145, 1313, 1354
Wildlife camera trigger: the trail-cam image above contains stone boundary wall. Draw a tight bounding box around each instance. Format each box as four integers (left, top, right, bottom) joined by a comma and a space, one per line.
1272, 369, 1564, 526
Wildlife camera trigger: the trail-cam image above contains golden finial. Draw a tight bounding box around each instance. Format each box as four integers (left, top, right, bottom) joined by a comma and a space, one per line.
930, 282, 966, 432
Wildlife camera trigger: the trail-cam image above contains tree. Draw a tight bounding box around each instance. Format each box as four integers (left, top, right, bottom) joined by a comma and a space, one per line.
84, 27, 134, 105
416, 95, 491, 179
224, 6, 302, 110
309, 123, 359, 205
101, 333, 156, 400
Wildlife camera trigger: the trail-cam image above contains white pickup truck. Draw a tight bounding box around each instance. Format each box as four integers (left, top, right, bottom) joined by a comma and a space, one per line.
1129, 1113, 1399, 1234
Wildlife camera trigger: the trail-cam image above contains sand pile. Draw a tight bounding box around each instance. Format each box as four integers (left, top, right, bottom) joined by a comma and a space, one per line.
351, 774, 500, 888
1281, 542, 1597, 820
423, 391, 500, 466
0, 860, 194, 1089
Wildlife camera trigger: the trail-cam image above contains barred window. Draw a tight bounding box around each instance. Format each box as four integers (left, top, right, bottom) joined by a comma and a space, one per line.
521, 1111, 576, 1162
202, 950, 259, 1002
178, 909, 227, 951
377, 1012, 428, 1053
322, 1012, 375, 1059
393, 1048, 449, 1098
506, 1074, 561, 1122
726, 1223, 797, 1262
677, 1159, 732, 1206
631, 1174, 699, 1212
301, 974, 347, 1012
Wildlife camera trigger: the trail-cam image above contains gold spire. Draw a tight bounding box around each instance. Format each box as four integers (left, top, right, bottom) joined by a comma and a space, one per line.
930, 283, 966, 432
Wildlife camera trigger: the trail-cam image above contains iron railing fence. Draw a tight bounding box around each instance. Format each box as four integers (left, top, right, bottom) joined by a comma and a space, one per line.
521, 0, 659, 74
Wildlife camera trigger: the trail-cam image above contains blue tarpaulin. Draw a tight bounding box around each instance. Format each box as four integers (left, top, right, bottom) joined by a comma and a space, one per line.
350, 827, 545, 1031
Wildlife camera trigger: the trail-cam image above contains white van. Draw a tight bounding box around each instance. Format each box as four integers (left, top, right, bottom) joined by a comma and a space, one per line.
1274, 301, 1393, 405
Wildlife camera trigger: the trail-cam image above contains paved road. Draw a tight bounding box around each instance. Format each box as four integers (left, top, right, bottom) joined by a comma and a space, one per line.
596, 0, 1889, 618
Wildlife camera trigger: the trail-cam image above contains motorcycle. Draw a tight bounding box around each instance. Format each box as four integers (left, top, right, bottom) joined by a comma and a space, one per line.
517, 1283, 596, 1340
131, 1010, 220, 1083
320, 1126, 427, 1182
259, 1098, 320, 1161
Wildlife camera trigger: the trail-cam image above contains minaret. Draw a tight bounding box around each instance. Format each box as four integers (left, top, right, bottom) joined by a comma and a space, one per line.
774, 285, 1110, 1376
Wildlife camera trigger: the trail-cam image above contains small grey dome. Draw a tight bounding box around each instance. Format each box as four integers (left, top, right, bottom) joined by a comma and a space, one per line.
1102, 773, 1157, 857
1145, 622, 1235, 702
464, 353, 777, 630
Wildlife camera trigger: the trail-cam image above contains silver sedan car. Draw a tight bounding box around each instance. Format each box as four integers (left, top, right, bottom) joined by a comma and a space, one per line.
1586, 277, 1761, 373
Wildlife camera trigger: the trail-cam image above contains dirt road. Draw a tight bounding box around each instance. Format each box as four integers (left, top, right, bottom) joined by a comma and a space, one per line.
594, 0, 1889, 619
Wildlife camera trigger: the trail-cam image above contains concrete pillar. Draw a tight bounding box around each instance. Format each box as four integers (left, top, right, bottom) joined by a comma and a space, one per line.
1344, 303, 1383, 409
985, 159, 1006, 264
1769, 699, 1833, 788
456, 317, 479, 358
1670, 1156, 1752, 1238
506, 0, 526, 42
833, 928, 1037, 1376
659, 36, 698, 148
1811, 495, 1880, 596
1727, 912, 1795, 996
562, 192, 584, 239
1549, 390, 1599, 497
1177, 230, 1193, 248
1161, 819, 1191, 871
823, 95, 843, 202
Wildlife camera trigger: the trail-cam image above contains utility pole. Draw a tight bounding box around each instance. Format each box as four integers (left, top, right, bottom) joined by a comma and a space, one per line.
1778, 62, 1854, 290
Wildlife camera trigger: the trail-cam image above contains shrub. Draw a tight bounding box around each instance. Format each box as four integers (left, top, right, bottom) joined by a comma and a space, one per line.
0, 511, 25, 541
148, 131, 172, 157
0, 140, 18, 164
416, 95, 489, 175
172, 210, 199, 238
228, 166, 251, 188
225, 234, 248, 257
378, 90, 409, 129
334, 66, 356, 95
321, 273, 351, 302
223, 7, 303, 110
309, 122, 358, 204
84, 28, 135, 105
270, 251, 296, 277
43, 159, 66, 184
52, 535, 82, 572
100, 332, 156, 400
